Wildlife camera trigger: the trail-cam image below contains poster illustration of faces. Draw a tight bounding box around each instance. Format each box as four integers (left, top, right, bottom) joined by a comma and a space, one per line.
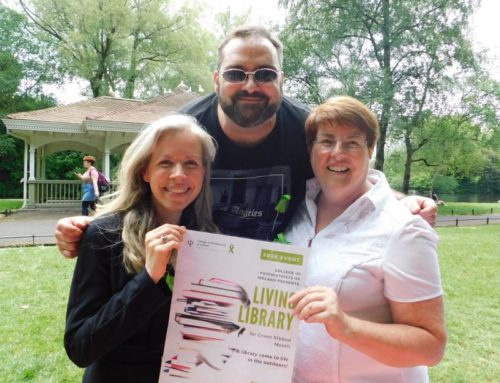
158, 230, 308, 383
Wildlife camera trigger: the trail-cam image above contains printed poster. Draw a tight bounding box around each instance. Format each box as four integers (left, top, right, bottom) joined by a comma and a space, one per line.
158, 230, 308, 383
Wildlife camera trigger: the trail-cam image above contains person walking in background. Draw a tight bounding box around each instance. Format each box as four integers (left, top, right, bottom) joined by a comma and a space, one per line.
64, 114, 218, 382
286, 96, 446, 382
75, 155, 99, 216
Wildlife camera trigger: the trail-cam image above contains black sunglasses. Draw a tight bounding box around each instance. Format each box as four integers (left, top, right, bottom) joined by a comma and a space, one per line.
221, 68, 279, 83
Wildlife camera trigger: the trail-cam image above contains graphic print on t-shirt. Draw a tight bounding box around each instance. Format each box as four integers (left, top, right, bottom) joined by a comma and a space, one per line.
210, 166, 291, 241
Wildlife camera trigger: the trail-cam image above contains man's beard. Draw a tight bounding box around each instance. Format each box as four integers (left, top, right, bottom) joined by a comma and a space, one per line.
217, 90, 282, 128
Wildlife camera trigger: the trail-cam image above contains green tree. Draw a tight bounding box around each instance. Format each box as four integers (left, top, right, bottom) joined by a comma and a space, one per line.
414, 115, 487, 193
398, 70, 500, 193
0, 4, 59, 96
476, 151, 500, 195
0, 94, 55, 198
19, 0, 216, 98
0, 5, 58, 197
0, 52, 22, 97
279, 0, 478, 172
385, 111, 496, 196
44, 150, 122, 181
44, 150, 85, 180
121, 0, 216, 98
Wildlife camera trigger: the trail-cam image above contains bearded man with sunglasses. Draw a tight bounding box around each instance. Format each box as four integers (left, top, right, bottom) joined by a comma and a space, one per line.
177, 26, 312, 241
55, 26, 436, 257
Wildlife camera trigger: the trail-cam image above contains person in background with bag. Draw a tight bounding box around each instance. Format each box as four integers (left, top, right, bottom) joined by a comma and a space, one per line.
75, 155, 100, 216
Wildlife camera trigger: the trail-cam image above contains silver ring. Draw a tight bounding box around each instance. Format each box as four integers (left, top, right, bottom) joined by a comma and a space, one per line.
161, 234, 168, 244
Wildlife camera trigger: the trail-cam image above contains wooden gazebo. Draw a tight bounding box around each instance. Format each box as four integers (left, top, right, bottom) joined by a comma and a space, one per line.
2, 90, 200, 208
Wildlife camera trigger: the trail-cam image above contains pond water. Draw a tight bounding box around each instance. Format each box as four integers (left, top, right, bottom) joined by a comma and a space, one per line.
437, 194, 499, 203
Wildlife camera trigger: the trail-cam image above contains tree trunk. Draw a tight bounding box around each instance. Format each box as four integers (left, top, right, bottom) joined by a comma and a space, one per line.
89, 50, 110, 97
374, 0, 393, 171
402, 129, 413, 194
90, 78, 103, 98
123, 33, 140, 99
375, 104, 391, 171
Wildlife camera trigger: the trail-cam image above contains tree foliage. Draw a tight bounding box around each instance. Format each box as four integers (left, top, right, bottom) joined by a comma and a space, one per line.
385, 110, 498, 195
399, 69, 500, 192
0, 5, 59, 197
476, 151, 500, 195
19, 0, 217, 98
44, 150, 85, 181
279, 0, 479, 172
44, 150, 122, 181
0, 95, 55, 198
0, 4, 60, 96
0, 52, 23, 97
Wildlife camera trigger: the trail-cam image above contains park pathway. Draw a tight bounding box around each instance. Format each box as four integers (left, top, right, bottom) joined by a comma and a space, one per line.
0, 208, 80, 247
0, 209, 499, 247
436, 213, 500, 227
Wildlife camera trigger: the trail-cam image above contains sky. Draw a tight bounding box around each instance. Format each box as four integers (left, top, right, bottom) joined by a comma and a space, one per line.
469, 0, 500, 78
4, 0, 497, 103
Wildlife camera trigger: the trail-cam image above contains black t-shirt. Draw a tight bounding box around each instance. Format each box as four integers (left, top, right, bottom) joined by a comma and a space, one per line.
180, 93, 313, 241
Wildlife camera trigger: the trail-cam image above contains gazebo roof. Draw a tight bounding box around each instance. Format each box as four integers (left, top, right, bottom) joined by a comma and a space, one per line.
94, 91, 201, 123
6, 97, 143, 123
5, 90, 200, 124
2, 90, 204, 157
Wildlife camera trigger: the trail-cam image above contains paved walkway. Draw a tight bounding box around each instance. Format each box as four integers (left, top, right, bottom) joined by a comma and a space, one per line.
436, 213, 500, 227
0, 209, 498, 247
0, 208, 81, 247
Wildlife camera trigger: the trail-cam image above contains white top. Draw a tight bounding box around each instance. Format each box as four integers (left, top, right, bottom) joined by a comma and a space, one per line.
285, 170, 443, 383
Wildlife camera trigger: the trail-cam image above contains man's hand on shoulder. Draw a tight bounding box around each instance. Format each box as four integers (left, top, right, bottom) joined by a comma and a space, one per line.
54, 216, 93, 259
400, 195, 437, 227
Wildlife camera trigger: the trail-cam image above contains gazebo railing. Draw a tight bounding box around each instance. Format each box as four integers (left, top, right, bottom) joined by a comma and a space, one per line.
29, 180, 81, 207
26, 180, 116, 208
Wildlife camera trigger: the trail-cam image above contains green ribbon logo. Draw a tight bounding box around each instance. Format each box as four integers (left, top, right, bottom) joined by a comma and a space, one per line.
275, 194, 291, 213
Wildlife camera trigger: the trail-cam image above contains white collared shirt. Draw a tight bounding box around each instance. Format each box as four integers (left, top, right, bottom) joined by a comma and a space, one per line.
285, 170, 442, 383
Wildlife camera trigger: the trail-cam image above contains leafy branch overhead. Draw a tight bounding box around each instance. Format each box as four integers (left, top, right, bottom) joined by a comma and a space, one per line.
280, 0, 499, 194
19, 0, 217, 98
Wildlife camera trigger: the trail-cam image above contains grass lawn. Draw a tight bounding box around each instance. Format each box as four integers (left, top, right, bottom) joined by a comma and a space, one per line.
1, 199, 498, 216
429, 225, 499, 382
438, 202, 500, 216
0, 225, 498, 382
0, 199, 23, 210
0, 246, 83, 382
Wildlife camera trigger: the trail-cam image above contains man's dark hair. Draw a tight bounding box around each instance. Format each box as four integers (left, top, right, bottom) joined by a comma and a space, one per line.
217, 26, 283, 69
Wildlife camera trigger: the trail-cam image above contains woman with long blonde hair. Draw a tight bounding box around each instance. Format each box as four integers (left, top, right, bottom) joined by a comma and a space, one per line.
64, 114, 218, 383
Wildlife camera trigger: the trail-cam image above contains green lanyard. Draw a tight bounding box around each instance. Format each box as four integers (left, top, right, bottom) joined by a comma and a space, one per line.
165, 272, 175, 291
165, 263, 175, 291
275, 194, 291, 213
